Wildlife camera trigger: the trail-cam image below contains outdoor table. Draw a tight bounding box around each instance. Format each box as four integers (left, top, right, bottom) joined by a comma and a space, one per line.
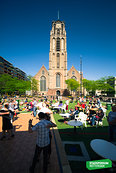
90, 139, 116, 161
60, 113, 70, 119
67, 120, 83, 133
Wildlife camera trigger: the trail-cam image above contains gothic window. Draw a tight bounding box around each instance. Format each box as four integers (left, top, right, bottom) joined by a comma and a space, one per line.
72, 71, 75, 75
53, 38, 55, 50
56, 73, 60, 87
40, 76, 46, 91
57, 29, 60, 35
61, 24, 63, 34
57, 53, 60, 68
71, 76, 77, 80
54, 24, 56, 34
61, 38, 64, 50
42, 70, 44, 75
56, 37, 60, 51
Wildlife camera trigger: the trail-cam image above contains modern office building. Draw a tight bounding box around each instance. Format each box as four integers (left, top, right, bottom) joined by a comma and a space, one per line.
0, 56, 27, 80
34, 19, 83, 96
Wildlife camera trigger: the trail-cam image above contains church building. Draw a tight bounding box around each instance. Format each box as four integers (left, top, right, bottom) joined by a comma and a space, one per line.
34, 19, 83, 96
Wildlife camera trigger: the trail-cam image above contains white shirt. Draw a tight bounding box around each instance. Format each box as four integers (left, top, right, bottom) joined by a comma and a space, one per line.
37, 102, 43, 109
33, 100, 37, 107
66, 100, 69, 105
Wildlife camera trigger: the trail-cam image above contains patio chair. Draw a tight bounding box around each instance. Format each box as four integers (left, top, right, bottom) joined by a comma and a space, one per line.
74, 114, 79, 120
62, 104, 66, 113
96, 119, 103, 128
101, 107, 107, 118
75, 112, 87, 127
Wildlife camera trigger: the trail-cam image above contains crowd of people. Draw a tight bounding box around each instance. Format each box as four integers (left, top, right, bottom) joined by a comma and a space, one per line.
0, 96, 116, 173
0, 97, 57, 173
64, 97, 106, 126
0, 98, 19, 140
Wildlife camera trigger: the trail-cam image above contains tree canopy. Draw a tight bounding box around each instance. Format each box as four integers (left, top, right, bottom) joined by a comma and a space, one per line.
83, 76, 115, 96
0, 74, 31, 95
65, 79, 79, 93
31, 77, 39, 95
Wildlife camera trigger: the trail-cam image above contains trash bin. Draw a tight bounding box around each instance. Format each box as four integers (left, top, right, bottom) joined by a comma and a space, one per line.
106, 103, 112, 110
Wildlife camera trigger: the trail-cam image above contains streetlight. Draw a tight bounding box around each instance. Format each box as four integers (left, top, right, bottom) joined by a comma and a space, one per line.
80, 56, 82, 97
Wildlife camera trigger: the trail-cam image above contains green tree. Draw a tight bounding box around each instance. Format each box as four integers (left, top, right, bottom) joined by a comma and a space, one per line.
65, 79, 79, 95
0, 74, 31, 95
96, 76, 114, 96
0, 74, 15, 94
27, 75, 33, 81
83, 77, 115, 96
31, 78, 39, 96
27, 75, 39, 96
82, 79, 97, 96
15, 79, 31, 95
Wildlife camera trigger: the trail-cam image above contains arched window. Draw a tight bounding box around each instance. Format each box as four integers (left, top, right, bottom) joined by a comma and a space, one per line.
72, 71, 75, 75
57, 53, 60, 68
40, 76, 46, 91
56, 37, 60, 51
71, 76, 77, 80
57, 29, 60, 35
54, 24, 56, 34
42, 70, 44, 75
61, 24, 63, 34
61, 38, 64, 50
53, 38, 55, 50
56, 73, 60, 87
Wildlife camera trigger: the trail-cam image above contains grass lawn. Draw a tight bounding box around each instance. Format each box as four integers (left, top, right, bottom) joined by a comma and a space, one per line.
53, 102, 113, 173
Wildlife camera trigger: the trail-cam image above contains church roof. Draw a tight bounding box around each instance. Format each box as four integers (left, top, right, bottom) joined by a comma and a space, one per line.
68, 65, 80, 74
34, 65, 48, 78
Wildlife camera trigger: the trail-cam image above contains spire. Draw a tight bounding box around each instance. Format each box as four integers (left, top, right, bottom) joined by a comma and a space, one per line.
58, 10, 59, 20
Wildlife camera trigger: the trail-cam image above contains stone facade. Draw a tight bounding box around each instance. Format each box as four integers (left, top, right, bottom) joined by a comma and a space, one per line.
34, 19, 83, 96
34, 65, 49, 95
67, 66, 81, 83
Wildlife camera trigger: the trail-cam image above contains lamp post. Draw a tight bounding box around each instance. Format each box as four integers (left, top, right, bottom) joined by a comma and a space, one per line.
80, 56, 82, 97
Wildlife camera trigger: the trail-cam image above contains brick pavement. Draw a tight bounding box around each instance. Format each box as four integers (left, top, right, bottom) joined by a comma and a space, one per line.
0, 113, 61, 173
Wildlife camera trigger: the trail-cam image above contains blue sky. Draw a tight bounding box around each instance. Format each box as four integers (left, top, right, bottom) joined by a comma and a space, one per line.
0, 0, 116, 80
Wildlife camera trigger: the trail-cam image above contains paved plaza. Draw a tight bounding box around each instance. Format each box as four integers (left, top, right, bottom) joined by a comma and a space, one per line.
0, 113, 61, 173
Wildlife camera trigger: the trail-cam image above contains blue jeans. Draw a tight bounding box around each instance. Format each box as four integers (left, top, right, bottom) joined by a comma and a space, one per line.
91, 116, 97, 126
109, 125, 116, 141
33, 107, 37, 117
9, 111, 15, 122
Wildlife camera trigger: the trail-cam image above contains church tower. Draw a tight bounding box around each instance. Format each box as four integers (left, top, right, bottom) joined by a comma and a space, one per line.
48, 20, 67, 96
34, 18, 83, 97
